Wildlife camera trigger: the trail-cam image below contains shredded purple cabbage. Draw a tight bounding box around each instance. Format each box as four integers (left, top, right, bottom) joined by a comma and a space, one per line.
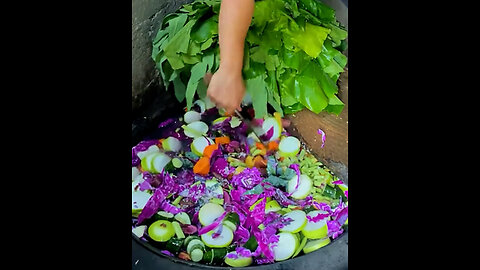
317, 128, 326, 148
233, 224, 250, 244
211, 158, 233, 178
137, 188, 166, 224
160, 201, 183, 214
132, 140, 158, 166
273, 188, 297, 207
160, 250, 174, 257
225, 252, 239, 259
198, 211, 228, 235
236, 246, 252, 257
259, 126, 274, 141
306, 211, 330, 223
231, 167, 263, 190
288, 164, 301, 195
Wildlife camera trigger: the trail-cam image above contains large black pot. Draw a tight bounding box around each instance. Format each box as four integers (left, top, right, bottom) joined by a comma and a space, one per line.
132, 0, 348, 269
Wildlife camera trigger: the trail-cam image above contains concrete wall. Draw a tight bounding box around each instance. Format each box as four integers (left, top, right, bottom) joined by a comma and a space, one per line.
132, 0, 193, 114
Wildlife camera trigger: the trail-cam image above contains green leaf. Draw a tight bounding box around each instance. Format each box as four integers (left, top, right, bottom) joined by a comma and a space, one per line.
182, 54, 201, 65
200, 37, 214, 50
185, 55, 211, 109
186, 40, 202, 56
283, 102, 305, 114
243, 61, 266, 80
243, 184, 265, 195
164, 14, 188, 42
245, 76, 268, 119
202, 50, 215, 71
266, 70, 283, 115
283, 22, 330, 58
327, 23, 348, 46
324, 95, 345, 115
191, 15, 218, 43
172, 76, 186, 102
164, 20, 197, 69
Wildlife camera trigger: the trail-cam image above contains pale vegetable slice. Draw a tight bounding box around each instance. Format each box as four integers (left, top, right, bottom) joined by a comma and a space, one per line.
132, 225, 147, 238
224, 251, 253, 267
172, 158, 183, 168
265, 200, 281, 213
191, 136, 214, 157
184, 111, 202, 124
301, 210, 329, 239
193, 99, 206, 113
151, 152, 172, 173
187, 239, 205, 254
190, 249, 204, 262
278, 136, 301, 157
201, 226, 234, 248
287, 174, 313, 200
261, 117, 282, 142
162, 137, 182, 152
141, 152, 157, 172
132, 167, 140, 181
148, 220, 175, 242
172, 221, 185, 239
174, 212, 191, 225
303, 237, 331, 254
198, 203, 226, 226
137, 145, 160, 159
247, 132, 261, 145
292, 234, 308, 258
212, 116, 228, 125
272, 232, 299, 261
132, 190, 151, 209
157, 211, 174, 219
183, 121, 209, 138
279, 210, 307, 233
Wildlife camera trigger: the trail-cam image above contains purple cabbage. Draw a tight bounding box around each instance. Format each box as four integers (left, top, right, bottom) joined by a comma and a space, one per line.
211, 117, 248, 141
233, 224, 250, 244
160, 250, 174, 257
312, 201, 333, 214
211, 158, 233, 178
273, 188, 297, 207
259, 126, 274, 141
142, 172, 163, 189
231, 167, 263, 189
236, 247, 252, 257
306, 212, 330, 223
159, 201, 183, 214
132, 140, 158, 166
198, 211, 228, 235
137, 188, 166, 224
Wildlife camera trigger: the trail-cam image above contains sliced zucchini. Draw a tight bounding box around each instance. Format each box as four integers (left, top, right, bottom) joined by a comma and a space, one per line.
272, 232, 299, 261
132, 225, 146, 238
174, 212, 191, 225
183, 121, 209, 138
303, 237, 331, 254
198, 203, 225, 226
279, 210, 307, 233
201, 226, 234, 248
262, 117, 282, 142
224, 251, 253, 267
278, 136, 301, 157
287, 174, 313, 200
148, 220, 175, 242
265, 200, 281, 213
191, 136, 214, 157
301, 210, 329, 239
184, 111, 202, 124
162, 137, 182, 152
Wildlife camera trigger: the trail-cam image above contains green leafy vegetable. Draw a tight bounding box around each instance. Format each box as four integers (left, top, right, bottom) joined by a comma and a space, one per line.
152, 0, 347, 117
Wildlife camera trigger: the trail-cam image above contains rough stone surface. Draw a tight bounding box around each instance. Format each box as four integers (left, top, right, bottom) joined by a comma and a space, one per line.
132, 0, 193, 113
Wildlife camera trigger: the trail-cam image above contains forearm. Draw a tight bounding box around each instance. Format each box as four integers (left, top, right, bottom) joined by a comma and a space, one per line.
218, 0, 254, 73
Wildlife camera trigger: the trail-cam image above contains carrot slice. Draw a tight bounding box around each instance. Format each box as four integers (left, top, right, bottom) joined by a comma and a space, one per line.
215, 136, 231, 145
255, 142, 266, 150
267, 141, 279, 151
253, 155, 267, 168
193, 157, 210, 175
203, 143, 219, 158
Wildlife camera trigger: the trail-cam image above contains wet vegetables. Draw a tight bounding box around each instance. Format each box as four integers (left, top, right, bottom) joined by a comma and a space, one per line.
132, 103, 348, 266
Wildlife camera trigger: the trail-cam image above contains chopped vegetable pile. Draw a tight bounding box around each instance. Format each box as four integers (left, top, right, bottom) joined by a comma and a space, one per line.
132, 103, 348, 266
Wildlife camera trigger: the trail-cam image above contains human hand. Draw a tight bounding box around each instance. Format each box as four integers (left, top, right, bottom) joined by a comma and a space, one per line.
205, 67, 245, 115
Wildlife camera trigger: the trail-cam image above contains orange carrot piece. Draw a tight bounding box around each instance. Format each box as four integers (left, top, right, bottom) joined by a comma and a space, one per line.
255, 142, 266, 150
267, 141, 279, 151
203, 143, 219, 158
253, 155, 267, 168
215, 136, 231, 145
193, 157, 210, 175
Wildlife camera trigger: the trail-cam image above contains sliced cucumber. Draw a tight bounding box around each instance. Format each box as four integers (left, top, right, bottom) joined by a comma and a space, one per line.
265, 200, 281, 213
132, 225, 147, 238
301, 210, 329, 239
148, 220, 175, 242
141, 152, 157, 172
191, 136, 214, 157
203, 248, 228, 264
183, 121, 209, 138
303, 237, 331, 254
198, 203, 225, 226
222, 213, 240, 232
280, 210, 307, 233
172, 158, 183, 168
261, 117, 282, 142
187, 239, 205, 254
137, 145, 160, 159
272, 232, 299, 261
162, 137, 182, 152
184, 111, 202, 124
190, 249, 204, 262
278, 136, 301, 157
157, 211, 174, 219
184, 235, 201, 248
132, 190, 151, 210
174, 212, 191, 225
287, 174, 313, 200
212, 116, 228, 125
172, 221, 185, 239
292, 234, 308, 258
201, 226, 234, 248
132, 167, 140, 181
224, 251, 253, 267
151, 152, 172, 173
